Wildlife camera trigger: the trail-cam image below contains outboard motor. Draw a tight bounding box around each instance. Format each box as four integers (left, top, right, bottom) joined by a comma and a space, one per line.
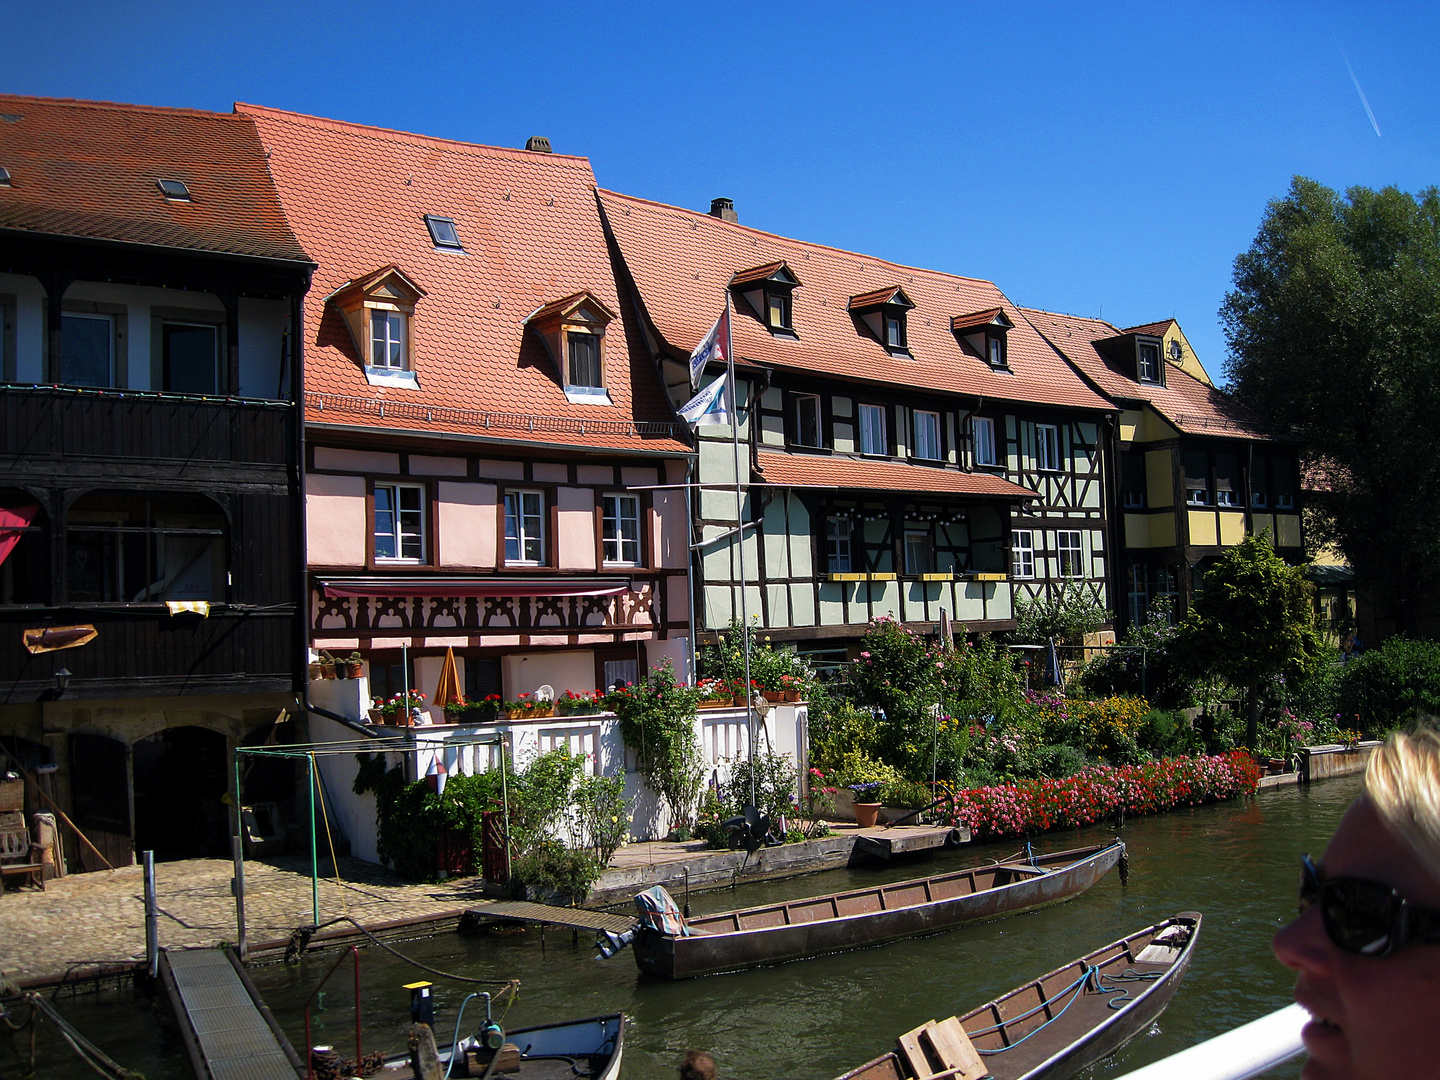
597, 884, 689, 959
721, 803, 773, 853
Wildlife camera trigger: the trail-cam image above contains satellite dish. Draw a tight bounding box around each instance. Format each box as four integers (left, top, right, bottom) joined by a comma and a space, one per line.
535, 684, 555, 702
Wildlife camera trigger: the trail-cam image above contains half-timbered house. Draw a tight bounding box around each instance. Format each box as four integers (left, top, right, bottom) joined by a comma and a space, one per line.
0, 96, 313, 867
600, 194, 1117, 658
243, 107, 693, 720
1023, 311, 1303, 630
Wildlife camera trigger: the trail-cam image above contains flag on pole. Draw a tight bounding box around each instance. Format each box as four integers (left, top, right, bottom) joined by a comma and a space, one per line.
688, 306, 729, 389
677, 373, 734, 427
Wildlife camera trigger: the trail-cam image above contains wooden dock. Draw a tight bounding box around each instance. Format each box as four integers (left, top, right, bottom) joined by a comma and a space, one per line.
855, 824, 970, 860
462, 899, 638, 934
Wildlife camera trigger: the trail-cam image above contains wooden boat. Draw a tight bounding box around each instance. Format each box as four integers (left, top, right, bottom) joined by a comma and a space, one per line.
373, 1013, 624, 1080
836, 913, 1202, 1080
632, 840, 1125, 979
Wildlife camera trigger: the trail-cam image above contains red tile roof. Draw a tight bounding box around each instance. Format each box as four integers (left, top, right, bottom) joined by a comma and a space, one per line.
0, 95, 308, 263
1121, 319, 1176, 337
755, 452, 1034, 499
847, 285, 909, 310
598, 190, 1114, 412
239, 105, 686, 454
729, 261, 790, 287
1021, 308, 1287, 441
951, 307, 1008, 332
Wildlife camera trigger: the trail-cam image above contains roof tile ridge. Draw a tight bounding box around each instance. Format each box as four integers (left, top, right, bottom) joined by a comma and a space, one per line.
1017, 306, 1122, 333
0, 94, 239, 120
598, 187, 1002, 291
236, 103, 594, 168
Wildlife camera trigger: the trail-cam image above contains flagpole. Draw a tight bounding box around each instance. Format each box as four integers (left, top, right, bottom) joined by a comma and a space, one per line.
725, 301, 757, 808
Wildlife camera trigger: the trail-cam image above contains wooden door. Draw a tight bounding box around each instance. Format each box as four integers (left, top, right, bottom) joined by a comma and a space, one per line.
67, 733, 132, 870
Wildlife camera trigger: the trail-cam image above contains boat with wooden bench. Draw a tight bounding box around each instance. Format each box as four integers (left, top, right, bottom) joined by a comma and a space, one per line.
836, 912, 1202, 1080
628, 839, 1125, 979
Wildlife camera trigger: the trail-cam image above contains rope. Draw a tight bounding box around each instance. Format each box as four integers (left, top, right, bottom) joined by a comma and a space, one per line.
289, 915, 519, 988
311, 752, 346, 914
22, 992, 143, 1079
973, 964, 1165, 1055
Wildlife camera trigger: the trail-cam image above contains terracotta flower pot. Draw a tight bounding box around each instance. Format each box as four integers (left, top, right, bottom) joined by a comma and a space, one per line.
783, 689, 801, 702
853, 803, 882, 829
762, 690, 784, 704
346, 662, 363, 678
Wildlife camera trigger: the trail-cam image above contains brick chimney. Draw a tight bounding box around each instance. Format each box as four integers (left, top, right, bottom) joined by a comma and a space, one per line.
525, 136, 552, 153
709, 197, 737, 223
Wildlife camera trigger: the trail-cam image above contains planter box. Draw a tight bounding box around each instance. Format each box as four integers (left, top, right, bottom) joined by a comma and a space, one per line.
698, 699, 734, 710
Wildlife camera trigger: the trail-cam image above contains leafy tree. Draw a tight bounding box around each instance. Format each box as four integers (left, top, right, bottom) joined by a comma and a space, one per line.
1222, 177, 1440, 635
1011, 588, 1107, 645
1178, 533, 1327, 749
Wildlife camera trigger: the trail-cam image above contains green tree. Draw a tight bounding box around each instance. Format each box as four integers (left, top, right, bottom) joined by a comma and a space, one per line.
1179, 533, 1327, 749
1222, 177, 1440, 635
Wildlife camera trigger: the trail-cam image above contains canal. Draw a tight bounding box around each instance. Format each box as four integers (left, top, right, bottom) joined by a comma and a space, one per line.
26, 774, 1359, 1080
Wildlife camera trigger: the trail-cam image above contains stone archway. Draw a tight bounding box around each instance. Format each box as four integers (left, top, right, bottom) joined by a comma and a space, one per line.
132, 725, 229, 861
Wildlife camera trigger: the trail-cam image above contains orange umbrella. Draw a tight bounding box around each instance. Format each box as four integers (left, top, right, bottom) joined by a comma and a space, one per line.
433, 646, 464, 709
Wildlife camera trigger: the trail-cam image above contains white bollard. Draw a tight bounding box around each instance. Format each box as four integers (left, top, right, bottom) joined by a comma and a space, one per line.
1110, 1002, 1308, 1080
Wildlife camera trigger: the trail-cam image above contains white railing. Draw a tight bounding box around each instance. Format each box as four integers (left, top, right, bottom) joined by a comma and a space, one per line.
1111, 1003, 1306, 1080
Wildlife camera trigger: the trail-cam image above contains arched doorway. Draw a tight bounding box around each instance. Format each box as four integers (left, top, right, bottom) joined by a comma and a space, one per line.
133, 726, 228, 861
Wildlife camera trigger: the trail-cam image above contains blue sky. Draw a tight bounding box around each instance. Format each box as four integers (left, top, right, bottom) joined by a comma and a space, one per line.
6, 1, 1438, 382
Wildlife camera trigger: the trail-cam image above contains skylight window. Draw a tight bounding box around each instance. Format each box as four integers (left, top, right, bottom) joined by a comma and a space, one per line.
425, 215, 463, 250
157, 178, 191, 201
0, 167, 11, 187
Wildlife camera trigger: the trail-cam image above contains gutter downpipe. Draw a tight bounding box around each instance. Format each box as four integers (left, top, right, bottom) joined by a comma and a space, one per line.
685, 456, 698, 683
1110, 1002, 1306, 1080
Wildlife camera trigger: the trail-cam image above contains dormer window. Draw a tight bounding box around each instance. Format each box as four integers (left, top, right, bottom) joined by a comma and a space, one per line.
157, 178, 191, 201
526, 291, 617, 404
1137, 337, 1163, 383
326, 265, 427, 389
731, 262, 800, 337
952, 308, 1013, 370
849, 286, 915, 357
424, 215, 463, 250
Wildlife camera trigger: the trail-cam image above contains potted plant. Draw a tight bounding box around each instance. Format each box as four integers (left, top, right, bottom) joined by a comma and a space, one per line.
308, 658, 323, 681
317, 652, 337, 680
557, 689, 602, 716
377, 689, 426, 725
696, 679, 732, 709
507, 693, 553, 720
368, 697, 386, 724
779, 674, 803, 702
446, 694, 503, 723
849, 781, 884, 828
345, 651, 364, 679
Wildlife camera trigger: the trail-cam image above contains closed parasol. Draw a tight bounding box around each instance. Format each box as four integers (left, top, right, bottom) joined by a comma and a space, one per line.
433, 646, 464, 710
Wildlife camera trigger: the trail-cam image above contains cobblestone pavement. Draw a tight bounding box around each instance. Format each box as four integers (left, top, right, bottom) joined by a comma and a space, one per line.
0, 855, 492, 986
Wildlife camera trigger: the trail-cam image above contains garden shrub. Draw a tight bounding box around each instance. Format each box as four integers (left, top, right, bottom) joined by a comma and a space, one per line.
610, 659, 704, 831
809, 700, 884, 773
1335, 637, 1440, 735
570, 772, 631, 863
1078, 597, 1193, 708
720, 750, 797, 829
1134, 708, 1203, 759
1035, 743, 1088, 779
510, 842, 603, 903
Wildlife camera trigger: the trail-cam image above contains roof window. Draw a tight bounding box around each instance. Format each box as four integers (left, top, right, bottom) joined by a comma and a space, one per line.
424, 215, 463, 250
157, 178, 191, 201
730, 262, 800, 337
849, 286, 915, 357
0, 167, 11, 187
952, 308, 1014, 370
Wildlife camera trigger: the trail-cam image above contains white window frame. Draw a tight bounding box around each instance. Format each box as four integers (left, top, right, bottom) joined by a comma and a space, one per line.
885, 315, 905, 349
825, 515, 852, 573
1138, 341, 1160, 382
972, 416, 998, 467
1215, 488, 1239, 507
374, 483, 425, 563
859, 404, 887, 456
794, 393, 822, 447
566, 329, 603, 390
913, 410, 941, 461
767, 291, 791, 330
1275, 492, 1295, 509
1035, 424, 1061, 472
370, 309, 408, 371
504, 490, 545, 565
602, 493, 640, 566
904, 529, 934, 575
1057, 531, 1083, 579
1011, 530, 1035, 579
988, 336, 1006, 368
1186, 486, 1211, 507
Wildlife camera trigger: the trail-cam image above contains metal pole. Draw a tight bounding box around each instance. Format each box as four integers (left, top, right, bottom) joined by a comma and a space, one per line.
232, 833, 248, 962
725, 302, 756, 807
143, 850, 158, 979
499, 738, 512, 885
308, 753, 319, 925
685, 457, 698, 683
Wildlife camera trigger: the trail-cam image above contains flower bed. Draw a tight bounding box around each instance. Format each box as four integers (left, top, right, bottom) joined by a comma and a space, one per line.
949, 750, 1260, 840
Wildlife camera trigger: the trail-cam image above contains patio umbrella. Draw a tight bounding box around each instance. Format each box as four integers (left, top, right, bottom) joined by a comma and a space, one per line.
433, 646, 463, 710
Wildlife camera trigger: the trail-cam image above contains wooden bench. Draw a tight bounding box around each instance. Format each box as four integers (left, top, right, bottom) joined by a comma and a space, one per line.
897, 1015, 989, 1080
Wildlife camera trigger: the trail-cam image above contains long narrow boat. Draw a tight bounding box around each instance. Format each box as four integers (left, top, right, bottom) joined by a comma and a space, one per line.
631, 839, 1125, 979
374, 1013, 625, 1080
837, 913, 1202, 1080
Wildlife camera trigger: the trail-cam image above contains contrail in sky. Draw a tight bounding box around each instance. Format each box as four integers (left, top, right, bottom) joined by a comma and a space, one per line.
1341, 49, 1382, 137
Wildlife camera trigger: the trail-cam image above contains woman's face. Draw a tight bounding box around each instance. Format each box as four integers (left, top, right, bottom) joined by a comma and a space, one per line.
1272, 796, 1440, 1080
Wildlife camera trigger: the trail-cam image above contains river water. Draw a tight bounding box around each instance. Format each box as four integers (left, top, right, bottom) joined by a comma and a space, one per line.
23, 775, 1360, 1080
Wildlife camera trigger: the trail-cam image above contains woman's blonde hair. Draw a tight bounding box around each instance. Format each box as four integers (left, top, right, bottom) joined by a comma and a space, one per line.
1366, 728, 1440, 882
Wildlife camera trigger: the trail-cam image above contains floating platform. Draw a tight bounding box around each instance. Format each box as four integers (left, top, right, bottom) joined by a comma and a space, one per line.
855, 824, 970, 860
461, 899, 637, 934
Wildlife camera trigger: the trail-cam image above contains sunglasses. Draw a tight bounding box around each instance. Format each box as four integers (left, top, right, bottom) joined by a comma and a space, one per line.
1300, 854, 1440, 958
